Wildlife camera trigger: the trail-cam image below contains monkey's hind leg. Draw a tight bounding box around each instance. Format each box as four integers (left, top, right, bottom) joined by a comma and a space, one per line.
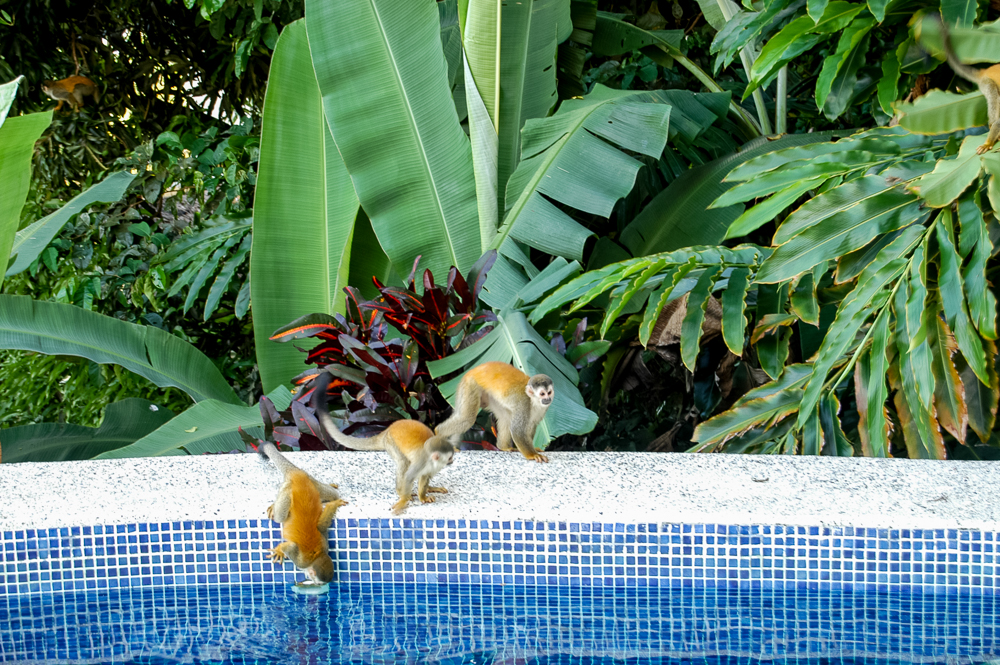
494, 414, 515, 452
392, 459, 413, 515
266, 489, 292, 523
311, 477, 340, 502
978, 80, 1000, 155
317, 499, 349, 531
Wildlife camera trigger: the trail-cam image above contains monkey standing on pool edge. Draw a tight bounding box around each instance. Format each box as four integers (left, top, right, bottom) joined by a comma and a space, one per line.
256, 440, 347, 583
40, 76, 99, 112
932, 14, 1000, 154
311, 371, 457, 515
434, 361, 554, 463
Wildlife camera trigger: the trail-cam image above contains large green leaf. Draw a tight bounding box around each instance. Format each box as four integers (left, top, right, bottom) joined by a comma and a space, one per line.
0, 76, 24, 130
796, 226, 924, 427
95, 387, 293, 458
936, 211, 988, 385
494, 85, 670, 251
306, 0, 480, 279
484, 85, 678, 304
620, 131, 845, 256
0, 295, 240, 404
0, 111, 51, 291
759, 174, 926, 284
0, 399, 175, 463
252, 20, 361, 393
856, 306, 890, 457
592, 12, 758, 136
957, 192, 997, 340
814, 16, 874, 120
427, 311, 597, 447
6, 171, 137, 278
895, 90, 988, 135
909, 134, 985, 207
691, 364, 812, 447
915, 17, 1000, 62
748, 2, 864, 97
496, 0, 572, 221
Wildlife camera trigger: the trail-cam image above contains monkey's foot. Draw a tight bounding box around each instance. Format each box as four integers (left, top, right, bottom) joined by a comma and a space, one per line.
391, 498, 410, 515
426, 486, 448, 494
524, 452, 549, 463
418, 495, 436, 504
978, 143, 997, 155
266, 547, 287, 565
266, 504, 275, 521
325, 499, 349, 509
327, 482, 339, 489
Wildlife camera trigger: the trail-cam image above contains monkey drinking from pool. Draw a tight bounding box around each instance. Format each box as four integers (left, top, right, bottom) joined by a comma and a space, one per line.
312, 371, 456, 515
256, 440, 347, 583
434, 361, 554, 463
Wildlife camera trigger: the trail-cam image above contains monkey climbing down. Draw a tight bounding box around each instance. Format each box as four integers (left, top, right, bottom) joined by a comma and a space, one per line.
256, 440, 347, 590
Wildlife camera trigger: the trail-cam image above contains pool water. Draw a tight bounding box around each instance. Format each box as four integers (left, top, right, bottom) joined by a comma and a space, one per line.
1, 583, 997, 664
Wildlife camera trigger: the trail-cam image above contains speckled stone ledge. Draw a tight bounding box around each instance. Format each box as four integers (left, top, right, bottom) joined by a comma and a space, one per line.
1, 451, 998, 531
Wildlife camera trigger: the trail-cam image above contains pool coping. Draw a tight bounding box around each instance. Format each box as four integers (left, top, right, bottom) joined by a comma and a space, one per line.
1, 451, 997, 530
2, 452, 999, 595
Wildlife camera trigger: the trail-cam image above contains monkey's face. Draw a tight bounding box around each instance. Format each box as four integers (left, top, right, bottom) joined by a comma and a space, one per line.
307, 555, 335, 583
527, 382, 554, 407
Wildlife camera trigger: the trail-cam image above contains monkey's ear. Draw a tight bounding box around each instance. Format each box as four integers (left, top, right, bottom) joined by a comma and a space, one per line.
430, 452, 441, 461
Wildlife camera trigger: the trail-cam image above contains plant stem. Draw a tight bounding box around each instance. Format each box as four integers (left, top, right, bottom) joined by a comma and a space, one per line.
776, 66, 787, 134
715, 0, 772, 135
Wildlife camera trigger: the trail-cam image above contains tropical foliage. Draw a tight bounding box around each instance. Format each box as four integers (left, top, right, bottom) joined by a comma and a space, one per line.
2, 0, 1000, 463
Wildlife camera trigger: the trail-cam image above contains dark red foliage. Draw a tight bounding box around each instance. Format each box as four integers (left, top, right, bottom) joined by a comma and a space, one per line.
266, 251, 498, 448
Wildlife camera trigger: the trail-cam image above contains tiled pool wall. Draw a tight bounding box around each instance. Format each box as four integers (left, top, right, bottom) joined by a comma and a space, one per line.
3, 519, 1000, 597
2, 452, 999, 597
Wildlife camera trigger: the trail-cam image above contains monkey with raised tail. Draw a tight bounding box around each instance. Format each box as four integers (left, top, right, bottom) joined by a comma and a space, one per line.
256, 441, 347, 583
312, 371, 457, 515
40, 76, 99, 112
434, 361, 554, 463
933, 15, 1000, 154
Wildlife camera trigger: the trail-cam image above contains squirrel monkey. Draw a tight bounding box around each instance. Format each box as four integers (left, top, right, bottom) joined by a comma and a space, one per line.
256, 440, 347, 583
434, 361, 554, 464
40, 76, 99, 112
934, 15, 1000, 155
312, 371, 457, 515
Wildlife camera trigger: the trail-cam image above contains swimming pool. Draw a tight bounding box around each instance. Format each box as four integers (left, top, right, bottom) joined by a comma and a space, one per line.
2, 453, 998, 663
3, 581, 997, 664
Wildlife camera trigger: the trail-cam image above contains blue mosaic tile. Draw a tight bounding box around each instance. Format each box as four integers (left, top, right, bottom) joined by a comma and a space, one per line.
3, 518, 1000, 596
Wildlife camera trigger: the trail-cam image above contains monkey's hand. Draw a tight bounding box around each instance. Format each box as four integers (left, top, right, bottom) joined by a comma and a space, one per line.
525, 451, 549, 463
324, 499, 349, 509
977, 143, 996, 155
266, 504, 275, 521
267, 543, 290, 565
327, 482, 339, 489
391, 497, 410, 515
426, 486, 448, 494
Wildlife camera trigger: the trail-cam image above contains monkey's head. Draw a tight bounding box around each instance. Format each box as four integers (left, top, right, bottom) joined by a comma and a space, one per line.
306, 553, 335, 583
426, 435, 457, 468
526, 375, 554, 407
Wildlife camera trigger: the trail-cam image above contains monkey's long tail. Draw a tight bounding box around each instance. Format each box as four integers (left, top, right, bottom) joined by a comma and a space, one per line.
312, 371, 387, 451
935, 14, 983, 84
257, 441, 302, 477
